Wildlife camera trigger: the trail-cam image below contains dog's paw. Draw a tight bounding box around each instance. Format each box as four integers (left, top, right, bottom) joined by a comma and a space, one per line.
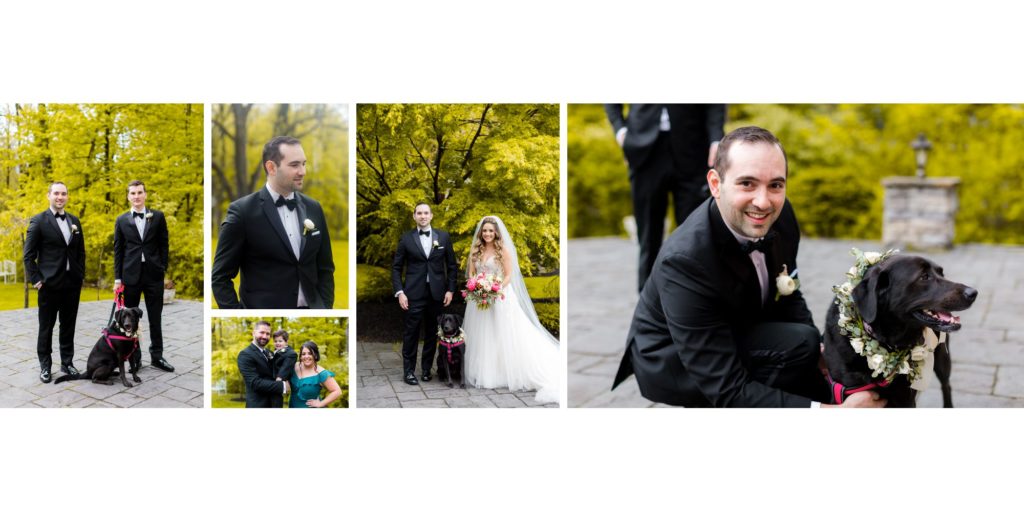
132, 375, 142, 383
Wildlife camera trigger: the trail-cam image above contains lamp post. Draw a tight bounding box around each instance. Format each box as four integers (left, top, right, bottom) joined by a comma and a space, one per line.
912, 132, 932, 178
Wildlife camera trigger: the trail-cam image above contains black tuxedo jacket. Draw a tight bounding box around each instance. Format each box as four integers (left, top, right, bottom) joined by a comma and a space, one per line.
113, 209, 169, 286
613, 197, 816, 407
604, 104, 726, 172
391, 228, 458, 302
237, 343, 285, 408
212, 188, 335, 309
273, 346, 297, 381
23, 210, 86, 289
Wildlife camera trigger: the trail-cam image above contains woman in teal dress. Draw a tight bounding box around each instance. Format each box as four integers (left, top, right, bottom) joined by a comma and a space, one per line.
289, 341, 343, 408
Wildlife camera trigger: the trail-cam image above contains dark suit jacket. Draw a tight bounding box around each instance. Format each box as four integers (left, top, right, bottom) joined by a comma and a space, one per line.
604, 104, 726, 172
113, 209, 169, 286
270, 346, 297, 408
391, 228, 458, 303
237, 343, 285, 408
212, 188, 335, 309
613, 197, 816, 407
23, 210, 86, 289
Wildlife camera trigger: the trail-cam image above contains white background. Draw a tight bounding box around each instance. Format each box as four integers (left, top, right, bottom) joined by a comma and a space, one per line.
3, 1, 1022, 510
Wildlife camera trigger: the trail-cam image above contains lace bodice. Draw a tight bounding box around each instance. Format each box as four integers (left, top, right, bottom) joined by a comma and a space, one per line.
475, 255, 503, 277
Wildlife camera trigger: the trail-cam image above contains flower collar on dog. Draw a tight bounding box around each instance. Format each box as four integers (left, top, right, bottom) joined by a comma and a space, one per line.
436, 326, 466, 364
833, 248, 934, 384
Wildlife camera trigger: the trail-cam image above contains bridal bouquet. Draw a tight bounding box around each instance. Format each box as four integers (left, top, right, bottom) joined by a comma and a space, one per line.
462, 272, 505, 310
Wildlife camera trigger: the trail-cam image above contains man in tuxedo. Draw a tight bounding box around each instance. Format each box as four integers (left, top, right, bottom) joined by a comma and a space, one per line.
237, 320, 289, 408
113, 179, 174, 372
612, 126, 885, 408
604, 104, 726, 292
212, 136, 335, 309
391, 203, 458, 385
23, 181, 86, 383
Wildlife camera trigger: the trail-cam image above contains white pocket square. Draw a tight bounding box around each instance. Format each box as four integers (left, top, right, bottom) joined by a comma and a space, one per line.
311, 230, 321, 236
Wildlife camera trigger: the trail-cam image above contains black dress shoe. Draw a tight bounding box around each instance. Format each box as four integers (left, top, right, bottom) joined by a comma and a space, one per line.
151, 357, 175, 372
40, 368, 52, 383
421, 370, 432, 382
403, 372, 419, 385
60, 364, 80, 376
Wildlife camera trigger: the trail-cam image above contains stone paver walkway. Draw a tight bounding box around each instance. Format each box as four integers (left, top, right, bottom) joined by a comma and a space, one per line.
0, 299, 204, 408
569, 237, 1024, 408
357, 341, 558, 408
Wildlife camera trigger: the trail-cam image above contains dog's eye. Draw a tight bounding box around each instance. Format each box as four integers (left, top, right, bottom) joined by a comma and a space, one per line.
919, 273, 930, 281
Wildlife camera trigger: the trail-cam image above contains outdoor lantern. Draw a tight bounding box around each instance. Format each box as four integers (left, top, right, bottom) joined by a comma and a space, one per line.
912, 132, 932, 178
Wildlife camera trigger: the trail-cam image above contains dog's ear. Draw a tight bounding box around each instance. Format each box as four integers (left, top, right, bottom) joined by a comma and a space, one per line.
437, 314, 444, 324
852, 265, 889, 325
130, 307, 143, 318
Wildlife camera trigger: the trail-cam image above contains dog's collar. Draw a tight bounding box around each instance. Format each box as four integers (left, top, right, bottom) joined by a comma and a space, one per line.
826, 372, 891, 405
436, 327, 465, 365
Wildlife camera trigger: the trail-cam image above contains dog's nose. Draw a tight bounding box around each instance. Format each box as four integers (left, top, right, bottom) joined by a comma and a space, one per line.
963, 287, 978, 303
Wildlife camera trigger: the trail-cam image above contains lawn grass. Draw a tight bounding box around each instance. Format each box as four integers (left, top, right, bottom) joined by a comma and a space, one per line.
211, 239, 349, 309
0, 283, 108, 311
211, 392, 244, 409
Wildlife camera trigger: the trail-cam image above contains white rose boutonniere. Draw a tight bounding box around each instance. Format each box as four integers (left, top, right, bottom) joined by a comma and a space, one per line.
432, 240, 439, 249
774, 264, 799, 301
303, 219, 315, 236
145, 212, 153, 221
70, 224, 79, 235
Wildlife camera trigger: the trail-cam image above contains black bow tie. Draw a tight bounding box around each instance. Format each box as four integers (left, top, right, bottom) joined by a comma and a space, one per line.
275, 196, 297, 211
132, 212, 145, 219
740, 232, 777, 254
420, 230, 430, 237
54, 212, 66, 221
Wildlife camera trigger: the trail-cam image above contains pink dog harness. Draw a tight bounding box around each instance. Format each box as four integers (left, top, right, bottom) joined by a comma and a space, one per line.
826, 373, 890, 404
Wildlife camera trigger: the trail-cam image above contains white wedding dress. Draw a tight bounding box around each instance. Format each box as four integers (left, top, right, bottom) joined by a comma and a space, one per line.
463, 257, 562, 405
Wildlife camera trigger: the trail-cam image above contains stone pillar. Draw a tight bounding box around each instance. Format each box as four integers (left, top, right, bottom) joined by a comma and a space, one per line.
881, 176, 960, 250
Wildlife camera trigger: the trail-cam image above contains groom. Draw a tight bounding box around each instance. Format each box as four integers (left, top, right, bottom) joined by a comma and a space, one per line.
392, 202, 458, 385
212, 136, 335, 309
612, 126, 885, 408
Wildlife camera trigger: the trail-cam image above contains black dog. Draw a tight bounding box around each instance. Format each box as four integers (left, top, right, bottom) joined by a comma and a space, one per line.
54, 307, 144, 387
823, 254, 977, 407
435, 313, 466, 388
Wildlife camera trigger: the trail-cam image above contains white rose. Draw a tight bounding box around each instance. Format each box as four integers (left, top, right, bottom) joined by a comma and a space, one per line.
867, 354, 885, 371
864, 252, 881, 265
850, 338, 865, 355
911, 345, 927, 361
839, 313, 850, 326
898, 361, 911, 374
303, 219, 315, 231
839, 282, 853, 295
145, 212, 153, 220
776, 275, 796, 296
848, 266, 858, 277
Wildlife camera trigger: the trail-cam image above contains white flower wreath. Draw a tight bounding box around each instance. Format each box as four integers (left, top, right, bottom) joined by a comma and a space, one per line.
833, 248, 935, 382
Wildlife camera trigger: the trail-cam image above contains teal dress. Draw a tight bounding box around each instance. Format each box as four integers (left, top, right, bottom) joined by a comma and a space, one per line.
289, 369, 335, 408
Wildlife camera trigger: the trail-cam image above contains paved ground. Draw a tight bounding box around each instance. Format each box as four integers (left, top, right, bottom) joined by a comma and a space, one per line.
569, 237, 1024, 408
356, 341, 559, 408
0, 299, 204, 408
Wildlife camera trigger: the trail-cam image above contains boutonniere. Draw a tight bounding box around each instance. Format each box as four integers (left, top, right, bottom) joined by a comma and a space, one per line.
774, 264, 799, 301
432, 240, 439, 249
70, 224, 79, 235
303, 219, 315, 236
145, 212, 153, 221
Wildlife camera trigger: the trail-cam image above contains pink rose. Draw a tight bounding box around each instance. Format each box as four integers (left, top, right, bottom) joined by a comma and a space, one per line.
491, 284, 500, 292
467, 279, 477, 291
461, 291, 467, 298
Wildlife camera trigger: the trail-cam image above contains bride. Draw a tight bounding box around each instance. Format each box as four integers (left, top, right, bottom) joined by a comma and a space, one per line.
462, 216, 561, 405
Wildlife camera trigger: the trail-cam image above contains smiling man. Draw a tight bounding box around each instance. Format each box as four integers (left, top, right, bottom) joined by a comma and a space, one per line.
212, 136, 335, 309
612, 126, 885, 408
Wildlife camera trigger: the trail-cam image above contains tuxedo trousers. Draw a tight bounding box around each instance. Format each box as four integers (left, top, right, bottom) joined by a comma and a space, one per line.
630, 131, 707, 292
122, 262, 165, 358
402, 298, 442, 375
37, 284, 82, 368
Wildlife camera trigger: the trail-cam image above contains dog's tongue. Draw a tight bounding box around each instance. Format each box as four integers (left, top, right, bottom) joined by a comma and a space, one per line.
936, 310, 958, 322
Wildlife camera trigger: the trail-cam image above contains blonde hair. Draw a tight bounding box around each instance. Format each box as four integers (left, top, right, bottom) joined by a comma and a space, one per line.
471, 217, 504, 272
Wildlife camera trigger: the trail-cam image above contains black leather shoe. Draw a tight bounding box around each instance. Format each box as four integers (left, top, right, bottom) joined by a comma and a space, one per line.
403, 372, 419, 385
60, 364, 80, 376
40, 368, 52, 383
151, 357, 175, 372
421, 370, 432, 382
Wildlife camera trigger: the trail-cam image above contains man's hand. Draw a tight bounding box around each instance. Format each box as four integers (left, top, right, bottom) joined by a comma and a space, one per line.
398, 292, 409, 310
34, 281, 43, 290
113, 280, 122, 294
822, 391, 887, 408
443, 291, 453, 307
615, 127, 627, 147
282, 381, 290, 395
